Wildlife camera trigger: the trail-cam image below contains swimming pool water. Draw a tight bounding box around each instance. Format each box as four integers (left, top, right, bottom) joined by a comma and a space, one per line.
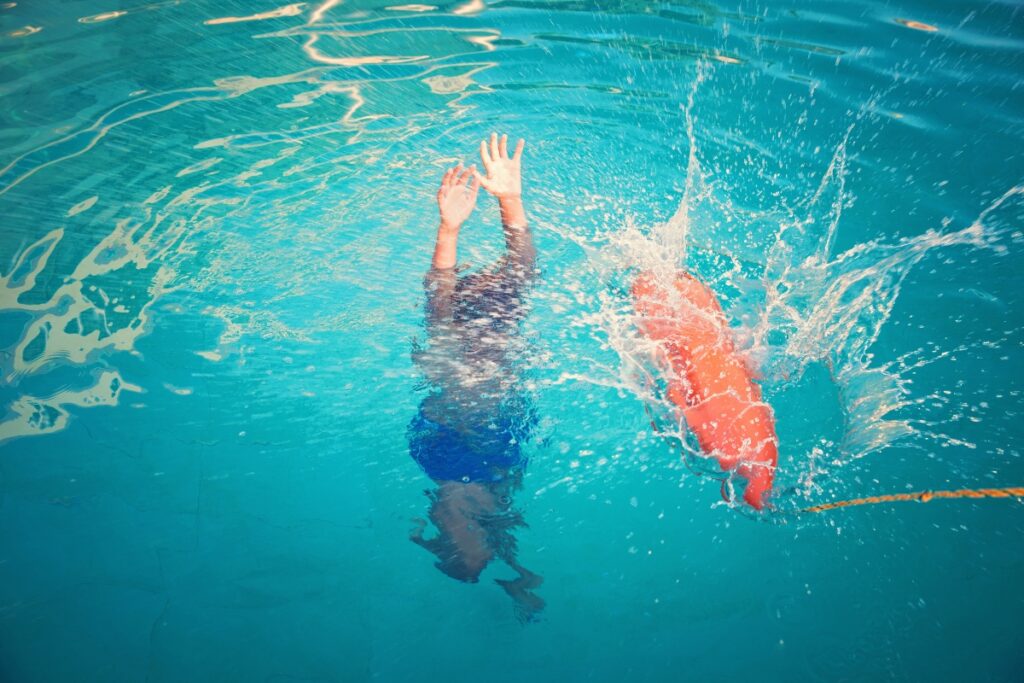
1, 0, 1023, 680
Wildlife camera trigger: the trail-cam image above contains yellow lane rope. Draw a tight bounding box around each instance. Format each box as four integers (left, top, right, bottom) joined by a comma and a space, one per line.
639, 378, 1024, 515
805, 487, 1024, 513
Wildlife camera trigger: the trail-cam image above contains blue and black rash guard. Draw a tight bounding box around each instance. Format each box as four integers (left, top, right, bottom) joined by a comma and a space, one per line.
409, 254, 537, 484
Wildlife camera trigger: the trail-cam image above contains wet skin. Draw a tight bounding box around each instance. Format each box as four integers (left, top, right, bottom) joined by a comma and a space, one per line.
409, 134, 544, 621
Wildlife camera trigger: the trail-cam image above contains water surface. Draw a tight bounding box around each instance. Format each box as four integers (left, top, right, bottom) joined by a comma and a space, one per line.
1, 0, 1023, 680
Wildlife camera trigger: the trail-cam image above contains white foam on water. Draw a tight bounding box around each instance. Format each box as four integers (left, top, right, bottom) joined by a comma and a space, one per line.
563, 67, 1019, 511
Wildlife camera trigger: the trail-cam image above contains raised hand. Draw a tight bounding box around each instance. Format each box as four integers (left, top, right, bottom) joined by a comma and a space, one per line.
476, 133, 524, 200
437, 164, 480, 232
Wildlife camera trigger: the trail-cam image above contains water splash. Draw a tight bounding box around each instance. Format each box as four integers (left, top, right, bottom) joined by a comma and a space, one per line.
573, 69, 1017, 511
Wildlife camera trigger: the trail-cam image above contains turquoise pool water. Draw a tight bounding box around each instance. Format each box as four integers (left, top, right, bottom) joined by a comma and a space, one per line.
2, 0, 1023, 680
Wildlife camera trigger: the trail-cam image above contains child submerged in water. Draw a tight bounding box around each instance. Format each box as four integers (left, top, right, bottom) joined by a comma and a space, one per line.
408, 134, 544, 620
409, 134, 778, 620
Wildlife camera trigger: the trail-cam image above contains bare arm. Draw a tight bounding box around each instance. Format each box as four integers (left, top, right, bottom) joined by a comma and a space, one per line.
477, 133, 535, 271
432, 164, 480, 270
425, 164, 481, 325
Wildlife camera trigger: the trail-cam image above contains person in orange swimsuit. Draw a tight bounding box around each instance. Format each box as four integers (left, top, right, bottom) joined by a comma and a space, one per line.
632, 270, 778, 509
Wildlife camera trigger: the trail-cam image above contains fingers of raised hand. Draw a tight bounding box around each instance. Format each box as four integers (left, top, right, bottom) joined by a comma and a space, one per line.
512, 138, 525, 162
474, 168, 495, 193
456, 164, 474, 186
499, 133, 509, 158
438, 171, 449, 200
443, 164, 463, 189
479, 139, 493, 169
489, 132, 500, 162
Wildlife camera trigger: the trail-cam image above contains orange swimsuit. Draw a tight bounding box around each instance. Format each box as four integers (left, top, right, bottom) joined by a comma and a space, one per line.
632, 271, 778, 509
